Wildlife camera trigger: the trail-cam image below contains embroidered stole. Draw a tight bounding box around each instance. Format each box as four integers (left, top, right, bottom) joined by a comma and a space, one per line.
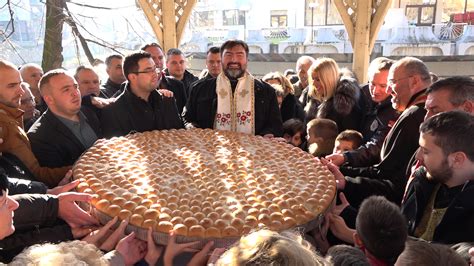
214, 72, 255, 135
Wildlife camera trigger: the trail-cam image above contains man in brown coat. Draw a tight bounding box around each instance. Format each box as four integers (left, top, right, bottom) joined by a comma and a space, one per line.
0, 60, 69, 187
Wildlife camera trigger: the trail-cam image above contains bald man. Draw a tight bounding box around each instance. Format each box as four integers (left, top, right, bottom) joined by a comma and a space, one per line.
19, 63, 46, 113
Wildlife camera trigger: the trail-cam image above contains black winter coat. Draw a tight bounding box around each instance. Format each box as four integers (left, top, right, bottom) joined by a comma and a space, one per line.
101, 85, 183, 138
183, 77, 283, 137
303, 77, 368, 132
0, 194, 73, 263
341, 103, 426, 207
27, 107, 102, 168
402, 167, 474, 244
280, 94, 305, 123
343, 97, 400, 167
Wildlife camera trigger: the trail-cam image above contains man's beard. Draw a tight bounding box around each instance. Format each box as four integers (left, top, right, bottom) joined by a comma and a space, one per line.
426, 158, 453, 184
224, 64, 244, 79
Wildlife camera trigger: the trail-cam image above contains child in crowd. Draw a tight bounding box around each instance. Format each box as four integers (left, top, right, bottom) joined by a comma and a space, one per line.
328, 196, 407, 265
325, 244, 370, 266
396, 240, 466, 265
333, 130, 363, 154
283, 118, 305, 148
214, 229, 327, 265
306, 118, 338, 157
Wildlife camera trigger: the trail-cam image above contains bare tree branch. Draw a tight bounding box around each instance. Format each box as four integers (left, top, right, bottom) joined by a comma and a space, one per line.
0, 30, 27, 63
63, 2, 95, 64
65, 1, 112, 10
66, 1, 134, 10
68, 11, 130, 51
83, 38, 124, 55
124, 17, 146, 43
1, 0, 15, 42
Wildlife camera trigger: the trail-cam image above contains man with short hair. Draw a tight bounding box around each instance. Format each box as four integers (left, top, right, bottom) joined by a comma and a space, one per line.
402, 111, 474, 244
103, 54, 126, 98
424, 76, 474, 119
334, 57, 431, 207
27, 70, 101, 168
183, 40, 283, 137
0, 60, 69, 187
74, 66, 108, 98
326, 57, 399, 167
101, 51, 183, 138
142, 43, 187, 113
203, 46, 221, 79
403, 76, 474, 191
165, 48, 198, 96
19, 63, 46, 113
295, 55, 315, 101
19, 83, 40, 131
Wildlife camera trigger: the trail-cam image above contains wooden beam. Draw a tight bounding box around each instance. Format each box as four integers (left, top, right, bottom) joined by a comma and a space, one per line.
334, 0, 355, 47
137, 0, 163, 47
352, 1, 371, 83
162, 0, 177, 52
137, 0, 196, 52
334, 0, 392, 83
176, 0, 196, 45
369, 0, 392, 51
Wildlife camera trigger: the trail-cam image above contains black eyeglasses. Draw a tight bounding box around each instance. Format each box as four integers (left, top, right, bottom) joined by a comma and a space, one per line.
131, 67, 162, 75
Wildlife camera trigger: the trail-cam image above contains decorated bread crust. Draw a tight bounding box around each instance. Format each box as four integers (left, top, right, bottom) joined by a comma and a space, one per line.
74, 128, 336, 238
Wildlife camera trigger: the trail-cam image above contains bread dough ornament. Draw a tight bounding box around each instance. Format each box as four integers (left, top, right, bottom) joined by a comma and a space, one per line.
74, 128, 336, 240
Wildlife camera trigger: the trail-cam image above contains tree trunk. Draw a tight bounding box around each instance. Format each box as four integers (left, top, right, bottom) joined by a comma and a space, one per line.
42, 0, 65, 72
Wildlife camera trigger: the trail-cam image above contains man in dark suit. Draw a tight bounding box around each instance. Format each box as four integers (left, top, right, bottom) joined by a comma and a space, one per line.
27, 70, 101, 168
141, 43, 188, 114
100, 51, 183, 138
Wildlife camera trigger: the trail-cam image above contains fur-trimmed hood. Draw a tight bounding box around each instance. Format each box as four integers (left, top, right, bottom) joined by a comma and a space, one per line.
318, 76, 360, 118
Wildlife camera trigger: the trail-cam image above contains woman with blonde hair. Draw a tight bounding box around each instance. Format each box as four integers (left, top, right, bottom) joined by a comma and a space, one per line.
303, 58, 368, 132
215, 229, 327, 266
263, 72, 305, 122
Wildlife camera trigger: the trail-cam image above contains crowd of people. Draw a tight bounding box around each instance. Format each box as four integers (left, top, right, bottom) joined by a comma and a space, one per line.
0, 38, 473, 265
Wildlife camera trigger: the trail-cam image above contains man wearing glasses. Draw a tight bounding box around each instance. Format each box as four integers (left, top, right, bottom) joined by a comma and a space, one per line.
101, 51, 183, 138
334, 57, 432, 207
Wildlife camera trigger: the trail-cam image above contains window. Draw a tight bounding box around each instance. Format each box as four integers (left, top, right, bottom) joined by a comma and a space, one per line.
440, 0, 474, 22
405, 4, 436, 25
271, 10, 287, 27
305, 0, 342, 26
195, 11, 214, 27
223, 10, 245, 26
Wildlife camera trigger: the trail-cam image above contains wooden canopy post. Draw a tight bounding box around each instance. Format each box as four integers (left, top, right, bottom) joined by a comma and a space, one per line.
334, 0, 392, 83
137, 0, 197, 52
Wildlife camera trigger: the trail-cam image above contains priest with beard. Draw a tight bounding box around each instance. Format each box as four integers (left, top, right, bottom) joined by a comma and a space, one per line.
183, 40, 283, 137
401, 111, 474, 245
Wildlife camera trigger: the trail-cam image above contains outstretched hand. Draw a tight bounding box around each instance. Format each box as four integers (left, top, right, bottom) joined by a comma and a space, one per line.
48, 171, 81, 195
82, 216, 119, 246
187, 240, 214, 266
164, 231, 200, 266
145, 227, 164, 266
332, 192, 350, 216
325, 153, 345, 166
328, 213, 355, 244
57, 192, 98, 229
321, 158, 346, 190
116, 232, 147, 266
158, 89, 174, 98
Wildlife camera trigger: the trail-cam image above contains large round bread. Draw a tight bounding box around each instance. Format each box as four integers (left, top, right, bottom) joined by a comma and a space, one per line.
73, 128, 336, 238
